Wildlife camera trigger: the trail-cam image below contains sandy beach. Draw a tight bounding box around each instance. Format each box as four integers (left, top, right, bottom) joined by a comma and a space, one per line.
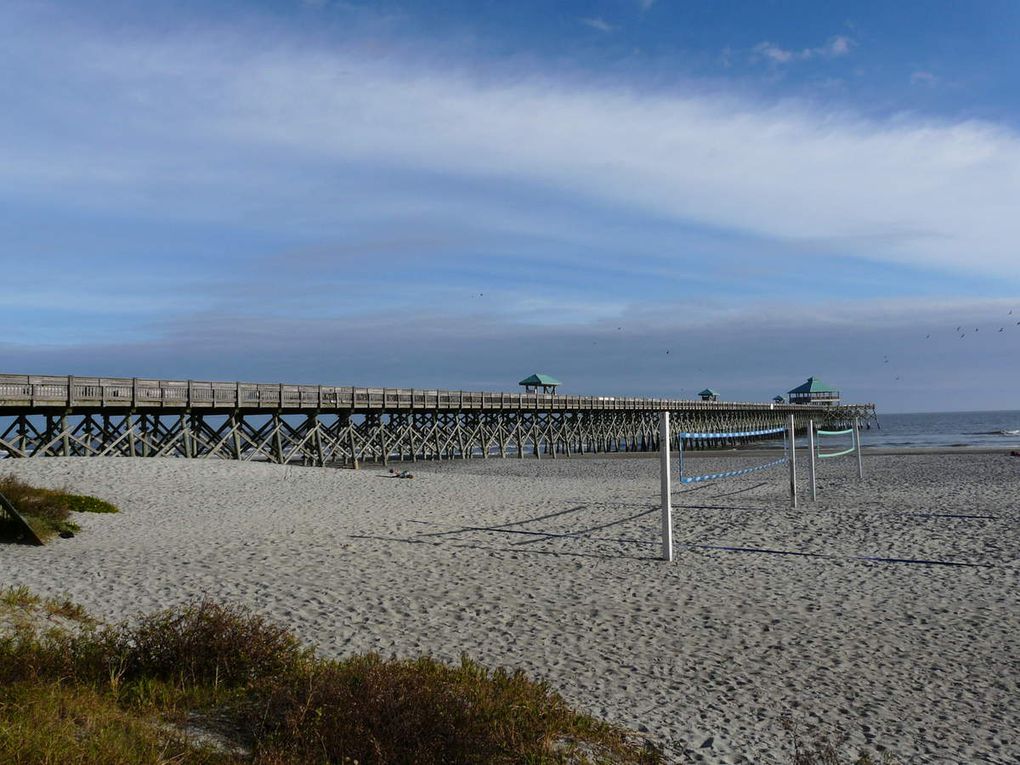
0, 452, 1016, 764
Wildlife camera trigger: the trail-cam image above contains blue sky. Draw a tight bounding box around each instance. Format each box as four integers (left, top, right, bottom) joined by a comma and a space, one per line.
2, 0, 1019, 412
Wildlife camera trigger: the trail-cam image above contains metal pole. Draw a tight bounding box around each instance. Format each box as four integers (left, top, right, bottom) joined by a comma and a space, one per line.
808, 419, 817, 502
854, 417, 864, 480
659, 412, 673, 562
787, 414, 798, 508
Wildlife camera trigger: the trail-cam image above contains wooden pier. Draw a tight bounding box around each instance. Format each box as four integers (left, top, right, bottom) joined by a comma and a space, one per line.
0, 374, 875, 466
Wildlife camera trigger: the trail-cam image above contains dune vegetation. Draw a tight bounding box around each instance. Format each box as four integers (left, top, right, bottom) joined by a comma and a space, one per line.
0, 475, 118, 542
0, 590, 662, 764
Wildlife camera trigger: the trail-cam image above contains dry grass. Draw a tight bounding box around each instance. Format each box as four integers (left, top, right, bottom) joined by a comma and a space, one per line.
0, 590, 662, 764
783, 717, 896, 765
0, 682, 234, 765
0, 585, 40, 610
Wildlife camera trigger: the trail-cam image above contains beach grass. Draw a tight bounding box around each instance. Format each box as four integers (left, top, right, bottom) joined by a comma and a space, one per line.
0, 590, 663, 764
0, 475, 118, 541
783, 717, 894, 765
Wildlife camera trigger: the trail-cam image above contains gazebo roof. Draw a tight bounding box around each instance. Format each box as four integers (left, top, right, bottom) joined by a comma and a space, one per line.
518, 373, 562, 387
788, 376, 838, 395
698, 388, 719, 397
772, 394, 786, 402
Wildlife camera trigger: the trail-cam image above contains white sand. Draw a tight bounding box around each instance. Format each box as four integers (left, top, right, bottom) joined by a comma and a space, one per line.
0, 453, 1017, 764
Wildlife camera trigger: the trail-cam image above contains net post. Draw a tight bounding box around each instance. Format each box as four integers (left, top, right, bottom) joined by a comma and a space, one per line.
787, 414, 797, 508
808, 419, 817, 502
854, 417, 864, 480
659, 411, 673, 562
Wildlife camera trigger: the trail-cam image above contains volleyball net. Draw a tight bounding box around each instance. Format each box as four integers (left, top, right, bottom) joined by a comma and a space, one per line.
807, 419, 864, 500
659, 413, 799, 562
676, 425, 789, 484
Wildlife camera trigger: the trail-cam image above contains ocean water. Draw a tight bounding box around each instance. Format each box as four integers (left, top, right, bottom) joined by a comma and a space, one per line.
860, 410, 1020, 449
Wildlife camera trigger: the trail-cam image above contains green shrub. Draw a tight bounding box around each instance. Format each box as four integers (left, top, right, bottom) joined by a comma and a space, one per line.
0, 600, 307, 691
0, 476, 72, 530
249, 653, 660, 764
0, 476, 118, 541
117, 601, 309, 687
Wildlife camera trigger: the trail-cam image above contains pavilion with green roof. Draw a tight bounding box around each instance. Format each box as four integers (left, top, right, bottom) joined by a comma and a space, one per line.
519, 373, 561, 394
787, 376, 840, 406
698, 388, 719, 402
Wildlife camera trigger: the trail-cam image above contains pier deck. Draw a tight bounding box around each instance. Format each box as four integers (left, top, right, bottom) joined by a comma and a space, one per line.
0, 374, 875, 465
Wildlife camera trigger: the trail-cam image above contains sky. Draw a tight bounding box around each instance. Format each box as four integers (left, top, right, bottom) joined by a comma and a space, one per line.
1, 0, 1019, 413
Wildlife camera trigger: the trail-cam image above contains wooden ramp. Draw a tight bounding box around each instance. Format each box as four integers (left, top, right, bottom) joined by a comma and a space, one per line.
0, 491, 44, 546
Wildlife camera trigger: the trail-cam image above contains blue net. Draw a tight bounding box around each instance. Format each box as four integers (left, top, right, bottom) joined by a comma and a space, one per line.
678, 425, 788, 484
677, 425, 786, 439
679, 455, 789, 484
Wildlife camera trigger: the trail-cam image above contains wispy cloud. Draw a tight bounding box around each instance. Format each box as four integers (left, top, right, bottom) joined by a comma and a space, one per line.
579, 17, 613, 33
910, 70, 938, 86
2, 16, 1015, 279
753, 35, 855, 64
1, 3, 1019, 388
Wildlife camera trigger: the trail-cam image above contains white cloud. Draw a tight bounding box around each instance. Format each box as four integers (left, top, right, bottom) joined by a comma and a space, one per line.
1, 13, 1019, 281
754, 42, 795, 64
911, 70, 938, 86
580, 17, 613, 32
826, 35, 852, 56
753, 35, 855, 64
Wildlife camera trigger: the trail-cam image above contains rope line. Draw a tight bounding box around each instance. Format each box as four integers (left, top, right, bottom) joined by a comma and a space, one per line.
818, 446, 856, 459
679, 456, 788, 484
677, 425, 786, 439
817, 428, 853, 436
